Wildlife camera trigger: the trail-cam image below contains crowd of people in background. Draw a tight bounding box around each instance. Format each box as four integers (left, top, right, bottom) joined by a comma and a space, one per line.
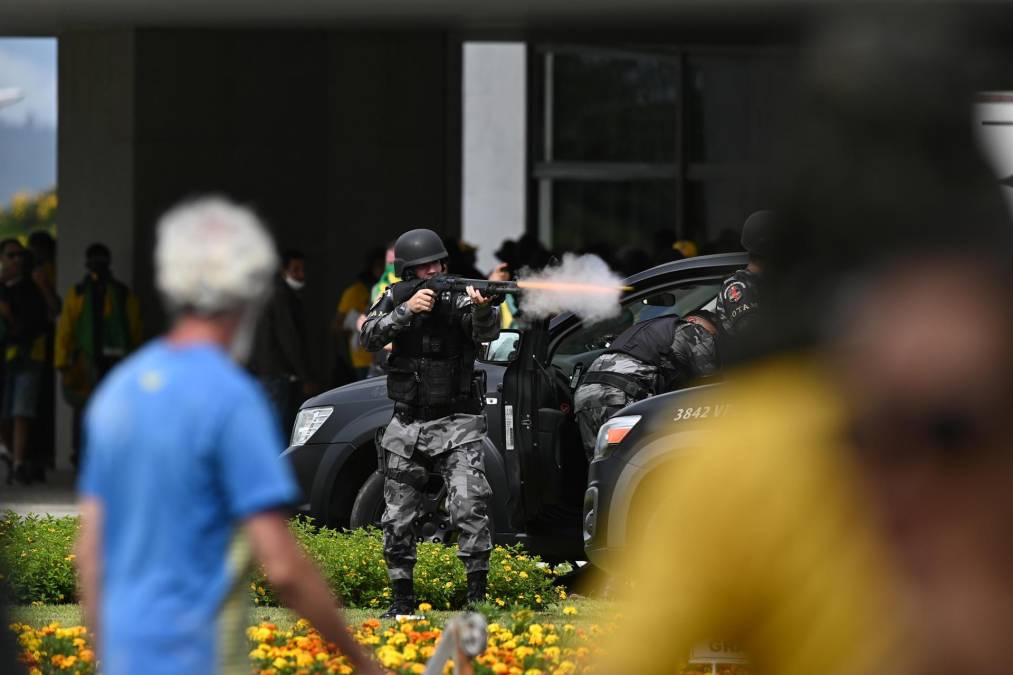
0, 236, 142, 486
0, 222, 726, 484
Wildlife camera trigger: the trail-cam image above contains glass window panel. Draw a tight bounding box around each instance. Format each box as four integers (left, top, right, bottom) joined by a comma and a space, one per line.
552, 51, 678, 162
687, 54, 792, 163
550, 179, 677, 262
687, 178, 771, 253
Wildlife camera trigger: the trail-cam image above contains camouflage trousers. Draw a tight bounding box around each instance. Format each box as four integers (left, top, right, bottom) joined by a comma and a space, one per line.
382, 440, 493, 582
575, 404, 627, 461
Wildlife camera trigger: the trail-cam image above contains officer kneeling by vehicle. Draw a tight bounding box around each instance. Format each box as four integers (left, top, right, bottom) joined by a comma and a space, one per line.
360, 228, 500, 618
574, 310, 719, 460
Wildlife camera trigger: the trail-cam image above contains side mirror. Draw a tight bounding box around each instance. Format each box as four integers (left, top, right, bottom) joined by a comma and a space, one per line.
480, 330, 521, 364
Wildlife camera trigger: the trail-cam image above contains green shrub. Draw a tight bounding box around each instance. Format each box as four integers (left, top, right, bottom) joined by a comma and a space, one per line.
0, 512, 78, 604
2, 513, 568, 610
251, 521, 567, 611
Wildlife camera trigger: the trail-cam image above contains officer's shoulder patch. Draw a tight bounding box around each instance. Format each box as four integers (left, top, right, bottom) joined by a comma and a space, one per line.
724, 281, 745, 303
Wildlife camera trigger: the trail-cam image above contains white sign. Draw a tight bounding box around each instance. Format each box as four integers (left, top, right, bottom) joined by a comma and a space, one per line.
689, 641, 750, 666
504, 404, 515, 450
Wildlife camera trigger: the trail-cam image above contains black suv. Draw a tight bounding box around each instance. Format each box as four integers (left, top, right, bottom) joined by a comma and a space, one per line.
282, 252, 746, 563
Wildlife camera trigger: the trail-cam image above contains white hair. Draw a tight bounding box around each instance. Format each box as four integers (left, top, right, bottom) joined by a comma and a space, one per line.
155, 196, 278, 316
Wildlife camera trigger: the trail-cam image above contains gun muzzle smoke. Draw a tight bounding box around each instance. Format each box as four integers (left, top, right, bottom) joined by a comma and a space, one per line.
425, 254, 628, 322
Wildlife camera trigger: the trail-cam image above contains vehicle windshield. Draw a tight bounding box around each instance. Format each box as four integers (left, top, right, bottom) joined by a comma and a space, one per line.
550, 280, 723, 379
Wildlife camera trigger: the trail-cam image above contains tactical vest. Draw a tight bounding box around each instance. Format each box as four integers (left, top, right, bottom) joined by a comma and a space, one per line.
607, 315, 681, 365
385, 279, 478, 417
581, 315, 684, 399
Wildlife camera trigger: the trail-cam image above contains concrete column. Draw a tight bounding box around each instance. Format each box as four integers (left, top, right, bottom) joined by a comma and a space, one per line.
462, 43, 526, 275
56, 30, 135, 470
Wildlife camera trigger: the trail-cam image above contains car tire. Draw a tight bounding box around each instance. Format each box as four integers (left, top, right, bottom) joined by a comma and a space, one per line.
349, 471, 386, 529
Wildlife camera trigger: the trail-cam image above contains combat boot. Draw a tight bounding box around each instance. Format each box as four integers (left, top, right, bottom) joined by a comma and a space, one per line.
380, 579, 416, 619
465, 570, 488, 608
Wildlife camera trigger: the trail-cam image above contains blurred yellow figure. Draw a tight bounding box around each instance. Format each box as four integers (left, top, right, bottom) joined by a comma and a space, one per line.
672, 240, 698, 258
602, 357, 908, 675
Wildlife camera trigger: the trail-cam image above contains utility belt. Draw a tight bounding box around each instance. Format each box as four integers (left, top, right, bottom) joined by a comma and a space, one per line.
393, 398, 482, 424
579, 370, 654, 401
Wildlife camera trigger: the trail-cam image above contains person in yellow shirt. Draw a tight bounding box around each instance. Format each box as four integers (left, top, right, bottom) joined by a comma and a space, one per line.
55, 243, 143, 468
333, 247, 384, 382
601, 358, 908, 675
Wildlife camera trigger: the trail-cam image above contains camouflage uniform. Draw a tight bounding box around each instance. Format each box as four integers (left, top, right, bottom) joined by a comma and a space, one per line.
574, 319, 717, 459
714, 269, 762, 338
360, 287, 500, 582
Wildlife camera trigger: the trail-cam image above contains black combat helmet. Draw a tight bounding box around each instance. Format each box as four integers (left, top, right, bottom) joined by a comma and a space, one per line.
740, 210, 778, 258
393, 228, 449, 277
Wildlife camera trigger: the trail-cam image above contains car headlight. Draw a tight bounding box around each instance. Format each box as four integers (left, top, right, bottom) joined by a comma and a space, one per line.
290, 406, 333, 446
593, 415, 641, 461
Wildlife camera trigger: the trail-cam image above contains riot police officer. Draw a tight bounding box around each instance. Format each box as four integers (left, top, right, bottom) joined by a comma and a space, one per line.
574, 311, 719, 459
714, 210, 776, 339
360, 228, 500, 617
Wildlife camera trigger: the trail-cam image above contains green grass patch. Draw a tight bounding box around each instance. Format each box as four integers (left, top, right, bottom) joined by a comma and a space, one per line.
11, 596, 618, 631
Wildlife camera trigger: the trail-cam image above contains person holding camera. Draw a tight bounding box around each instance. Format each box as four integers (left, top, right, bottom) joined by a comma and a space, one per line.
360, 228, 500, 618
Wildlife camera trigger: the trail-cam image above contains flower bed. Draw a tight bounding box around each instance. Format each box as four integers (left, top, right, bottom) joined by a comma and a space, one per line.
11, 614, 751, 675
248, 611, 604, 674
2, 513, 568, 610
10, 622, 95, 675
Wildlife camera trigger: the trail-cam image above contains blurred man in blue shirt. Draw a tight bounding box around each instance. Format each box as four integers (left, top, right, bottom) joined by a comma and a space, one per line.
75, 197, 380, 675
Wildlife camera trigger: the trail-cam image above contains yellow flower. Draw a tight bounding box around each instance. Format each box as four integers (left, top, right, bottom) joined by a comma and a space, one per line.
272, 657, 288, 669
519, 571, 528, 579
64, 554, 76, 561
418, 602, 432, 612
562, 606, 578, 616
252, 626, 273, 642
492, 664, 509, 674
544, 634, 559, 645
502, 564, 512, 571
495, 598, 506, 607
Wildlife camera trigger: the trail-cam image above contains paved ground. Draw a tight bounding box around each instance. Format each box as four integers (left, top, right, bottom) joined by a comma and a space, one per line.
1, 468, 79, 516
